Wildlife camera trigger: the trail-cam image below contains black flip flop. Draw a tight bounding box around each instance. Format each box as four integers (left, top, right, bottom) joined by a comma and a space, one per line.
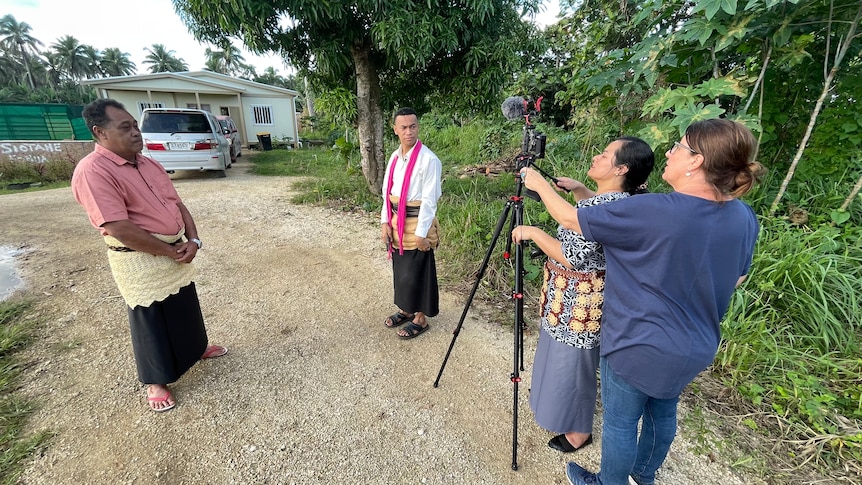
385, 312, 414, 328
398, 322, 429, 339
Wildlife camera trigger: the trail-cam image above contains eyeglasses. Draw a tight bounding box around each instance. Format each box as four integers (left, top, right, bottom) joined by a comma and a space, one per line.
671, 141, 698, 155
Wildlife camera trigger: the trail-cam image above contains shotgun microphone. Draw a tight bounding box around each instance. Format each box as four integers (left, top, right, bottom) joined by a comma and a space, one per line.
501, 96, 527, 120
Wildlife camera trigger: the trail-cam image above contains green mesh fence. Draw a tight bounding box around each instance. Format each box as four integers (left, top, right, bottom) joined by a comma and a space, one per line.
0, 103, 91, 141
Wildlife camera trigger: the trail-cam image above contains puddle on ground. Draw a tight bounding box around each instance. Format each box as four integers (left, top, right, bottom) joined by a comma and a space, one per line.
0, 246, 24, 301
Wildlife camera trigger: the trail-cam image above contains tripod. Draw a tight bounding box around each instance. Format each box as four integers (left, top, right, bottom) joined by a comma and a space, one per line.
433, 154, 536, 471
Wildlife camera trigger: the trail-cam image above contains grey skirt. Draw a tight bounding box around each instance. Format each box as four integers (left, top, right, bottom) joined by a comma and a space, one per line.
529, 329, 600, 434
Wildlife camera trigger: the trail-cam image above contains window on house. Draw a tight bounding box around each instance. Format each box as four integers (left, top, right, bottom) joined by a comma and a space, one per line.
138, 101, 165, 113
252, 105, 274, 125
186, 103, 211, 112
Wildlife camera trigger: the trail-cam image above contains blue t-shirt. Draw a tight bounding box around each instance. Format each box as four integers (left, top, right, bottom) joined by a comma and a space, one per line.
579, 192, 759, 399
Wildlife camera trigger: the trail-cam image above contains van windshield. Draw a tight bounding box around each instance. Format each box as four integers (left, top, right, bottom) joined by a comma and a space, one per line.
142, 113, 212, 133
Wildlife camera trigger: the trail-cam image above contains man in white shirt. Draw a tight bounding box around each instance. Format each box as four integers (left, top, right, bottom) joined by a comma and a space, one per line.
379, 108, 443, 339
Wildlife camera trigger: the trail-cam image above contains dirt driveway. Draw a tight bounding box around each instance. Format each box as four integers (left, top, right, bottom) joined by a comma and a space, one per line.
2, 159, 759, 484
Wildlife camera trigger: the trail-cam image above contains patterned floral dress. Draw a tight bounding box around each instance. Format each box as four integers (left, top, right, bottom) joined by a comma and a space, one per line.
540, 192, 629, 347
529, 191, 629, 434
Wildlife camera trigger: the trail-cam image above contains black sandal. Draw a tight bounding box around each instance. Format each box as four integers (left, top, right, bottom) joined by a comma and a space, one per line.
384, 312, 414, 328
398, 321, 429, 339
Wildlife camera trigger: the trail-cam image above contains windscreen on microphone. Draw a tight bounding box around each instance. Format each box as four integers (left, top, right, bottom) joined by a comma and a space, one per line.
501, 96, 527, 120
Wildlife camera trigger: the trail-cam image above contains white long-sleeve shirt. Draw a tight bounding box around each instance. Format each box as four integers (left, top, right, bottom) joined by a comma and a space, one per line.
380, 142, 442, 238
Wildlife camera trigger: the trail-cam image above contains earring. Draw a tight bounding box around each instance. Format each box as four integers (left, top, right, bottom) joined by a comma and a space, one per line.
685, 172, 691, 177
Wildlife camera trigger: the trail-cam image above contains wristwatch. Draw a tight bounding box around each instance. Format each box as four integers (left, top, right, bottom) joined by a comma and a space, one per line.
190, 238, 202, 249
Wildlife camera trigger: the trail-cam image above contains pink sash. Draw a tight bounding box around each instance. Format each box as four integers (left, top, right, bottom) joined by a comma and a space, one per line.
386, 141, 422, 256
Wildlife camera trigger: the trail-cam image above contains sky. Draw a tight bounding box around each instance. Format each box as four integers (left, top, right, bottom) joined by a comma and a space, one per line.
3, 0, 292, 76
3, 0, 561, 77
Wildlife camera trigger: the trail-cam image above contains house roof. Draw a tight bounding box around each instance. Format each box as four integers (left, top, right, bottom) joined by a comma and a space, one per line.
81, 71, 300, 97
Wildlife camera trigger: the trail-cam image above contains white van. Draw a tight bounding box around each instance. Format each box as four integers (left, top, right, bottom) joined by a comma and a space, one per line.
140, 108, 232, 177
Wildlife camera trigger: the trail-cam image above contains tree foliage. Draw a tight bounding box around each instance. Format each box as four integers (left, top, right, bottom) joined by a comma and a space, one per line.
173, 0, 544, 193
0, 14, 42, 89
521, 0, 861, 221
204, 44, 257, 78
143, 44, 189, 73
100, 48, 137, 77
0, 15, 138, 104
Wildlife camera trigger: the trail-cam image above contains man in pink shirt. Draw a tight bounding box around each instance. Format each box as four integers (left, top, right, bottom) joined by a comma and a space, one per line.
72, 99, 227, 413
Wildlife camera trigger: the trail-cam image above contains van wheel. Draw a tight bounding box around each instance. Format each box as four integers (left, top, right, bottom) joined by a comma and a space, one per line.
215, 169, 227, 178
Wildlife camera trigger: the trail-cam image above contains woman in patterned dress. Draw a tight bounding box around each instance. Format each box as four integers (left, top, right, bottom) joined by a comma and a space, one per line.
512, 137, 654, 453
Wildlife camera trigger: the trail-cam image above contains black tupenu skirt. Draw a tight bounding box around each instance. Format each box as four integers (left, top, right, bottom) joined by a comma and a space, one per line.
392, 249, 439, 317
127, 282, 208, 384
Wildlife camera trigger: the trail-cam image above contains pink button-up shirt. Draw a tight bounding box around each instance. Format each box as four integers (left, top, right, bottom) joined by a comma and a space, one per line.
72, 144, 184, 236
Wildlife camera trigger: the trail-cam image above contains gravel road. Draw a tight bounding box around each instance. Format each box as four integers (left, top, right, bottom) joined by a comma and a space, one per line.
2, 158, 761, 484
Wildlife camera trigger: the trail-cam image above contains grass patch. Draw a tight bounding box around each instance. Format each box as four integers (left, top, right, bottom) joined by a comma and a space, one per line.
0, 181, 70, 196
0, 298, 52, 484
249, 149, 379, 212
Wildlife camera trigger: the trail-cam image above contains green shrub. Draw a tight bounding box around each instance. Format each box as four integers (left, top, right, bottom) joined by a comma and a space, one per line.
39, 159, 76, 183
718, 219, 862, 469
0, 160, 41, 183
0, 158, 76, 184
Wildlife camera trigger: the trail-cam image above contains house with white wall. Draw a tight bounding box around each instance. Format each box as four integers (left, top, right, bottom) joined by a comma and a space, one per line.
81, 71, 300, 148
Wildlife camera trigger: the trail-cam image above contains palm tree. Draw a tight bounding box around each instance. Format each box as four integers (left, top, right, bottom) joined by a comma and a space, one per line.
100, 47, 136, 77
0, 14, 43, 89
219, 44, 246, 75
254, 67, 295, 88
50, 35, 89, 80
42, 51, 64, 87
204, 47, 225, 73
80, 45, 101, 79
203, 43, 251, 76
0, 55, 20, 86
143, 44, 188, 73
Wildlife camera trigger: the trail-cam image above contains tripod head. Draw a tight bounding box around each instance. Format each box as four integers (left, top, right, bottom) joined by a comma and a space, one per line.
520, 121, 546, 163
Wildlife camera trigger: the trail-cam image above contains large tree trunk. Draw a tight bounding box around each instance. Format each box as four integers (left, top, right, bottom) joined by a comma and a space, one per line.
351, 43, 386, 195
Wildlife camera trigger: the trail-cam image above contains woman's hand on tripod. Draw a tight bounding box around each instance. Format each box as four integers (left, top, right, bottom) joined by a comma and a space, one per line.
512, 225, 534, 244
554, 177, 585, 193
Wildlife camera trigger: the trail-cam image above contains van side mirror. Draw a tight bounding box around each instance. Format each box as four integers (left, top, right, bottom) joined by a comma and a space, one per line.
223, 129, 230, 135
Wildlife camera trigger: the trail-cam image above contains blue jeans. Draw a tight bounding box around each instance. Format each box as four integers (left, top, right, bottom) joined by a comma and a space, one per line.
598, 357, 679, 485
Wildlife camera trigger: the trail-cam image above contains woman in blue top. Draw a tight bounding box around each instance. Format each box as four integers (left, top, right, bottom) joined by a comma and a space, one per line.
514, 137, 654, 455
514, 119, 766, 485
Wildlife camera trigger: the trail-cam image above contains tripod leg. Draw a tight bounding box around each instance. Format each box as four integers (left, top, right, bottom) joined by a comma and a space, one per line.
433, 199, 513, 388
510, 195, 525, 471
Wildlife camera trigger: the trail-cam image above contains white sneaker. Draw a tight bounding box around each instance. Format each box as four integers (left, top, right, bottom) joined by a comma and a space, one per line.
628, 477, 638, 485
